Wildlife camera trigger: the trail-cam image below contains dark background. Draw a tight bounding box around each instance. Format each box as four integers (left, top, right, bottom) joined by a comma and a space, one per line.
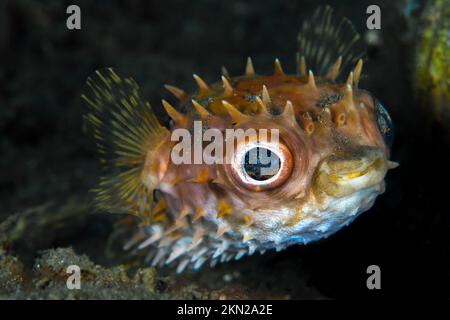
0, 0, 448, 298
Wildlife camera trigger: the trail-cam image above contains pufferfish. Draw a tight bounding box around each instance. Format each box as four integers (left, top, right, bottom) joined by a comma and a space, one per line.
83, 7, 397, 273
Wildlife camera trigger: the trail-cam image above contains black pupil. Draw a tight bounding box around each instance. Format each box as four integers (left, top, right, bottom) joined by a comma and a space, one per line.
243, 147, 281, 181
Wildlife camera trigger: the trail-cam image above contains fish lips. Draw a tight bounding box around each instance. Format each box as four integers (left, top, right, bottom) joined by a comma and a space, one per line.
314, 147, 398, 198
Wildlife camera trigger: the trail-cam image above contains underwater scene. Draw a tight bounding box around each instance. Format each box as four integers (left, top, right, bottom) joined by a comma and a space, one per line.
0, 0, 448, 301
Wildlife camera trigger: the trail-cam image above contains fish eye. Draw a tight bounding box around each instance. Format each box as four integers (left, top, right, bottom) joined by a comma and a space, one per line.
231, 142, 293, 191
375, 99, 395, 147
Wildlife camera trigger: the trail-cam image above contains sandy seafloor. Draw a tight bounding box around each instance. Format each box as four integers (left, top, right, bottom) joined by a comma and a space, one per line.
0, 0, 448, 299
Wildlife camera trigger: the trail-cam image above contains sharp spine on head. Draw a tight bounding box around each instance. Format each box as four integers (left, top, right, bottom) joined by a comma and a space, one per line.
245, 57, 255, 76
193, 74, 210, 94
282, 100, 297, 126
255, 97, 269, 115
345, 84, 354, 101
274, 58, 284, 75
222, 100, 247, 123
221, 66, 230, 78
353, 59, 363, 87
340, 84, 357, 114
261, 85, 271, 106
307, 70, 317, 90
326, 56, 342, 80
346, 72, 354, 86
164, 84, 188, 101
221, 75, 233, 96
162, 99, 186, 124
191, 99, 211, 119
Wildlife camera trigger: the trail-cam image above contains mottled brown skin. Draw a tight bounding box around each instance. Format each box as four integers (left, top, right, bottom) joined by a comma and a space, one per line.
147, 70, 391, 237
84, 60, 396, 270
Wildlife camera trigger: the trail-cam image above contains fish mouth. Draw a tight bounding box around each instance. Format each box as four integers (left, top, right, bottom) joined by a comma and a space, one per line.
314, 147, 398, 198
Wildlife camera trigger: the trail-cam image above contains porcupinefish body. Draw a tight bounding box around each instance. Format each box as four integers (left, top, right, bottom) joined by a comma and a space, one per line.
83, 7, 397, 273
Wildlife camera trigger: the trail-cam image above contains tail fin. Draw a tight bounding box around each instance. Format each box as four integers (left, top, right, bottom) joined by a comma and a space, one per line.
82, 68, 168, 218
296, 6, 366, 78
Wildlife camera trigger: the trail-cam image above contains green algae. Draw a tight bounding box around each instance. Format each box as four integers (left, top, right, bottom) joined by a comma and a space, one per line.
415, 0, 450, 123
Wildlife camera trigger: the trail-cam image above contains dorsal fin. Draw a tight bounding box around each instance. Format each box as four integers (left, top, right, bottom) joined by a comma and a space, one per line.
82, 68, 168, 218
296, 6, 365, 79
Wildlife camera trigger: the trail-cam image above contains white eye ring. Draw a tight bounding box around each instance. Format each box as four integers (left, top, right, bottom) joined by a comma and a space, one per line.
232, 141, 285, 187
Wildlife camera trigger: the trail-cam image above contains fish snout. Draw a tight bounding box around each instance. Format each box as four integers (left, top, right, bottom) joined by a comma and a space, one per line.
314, 147, 398, 197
